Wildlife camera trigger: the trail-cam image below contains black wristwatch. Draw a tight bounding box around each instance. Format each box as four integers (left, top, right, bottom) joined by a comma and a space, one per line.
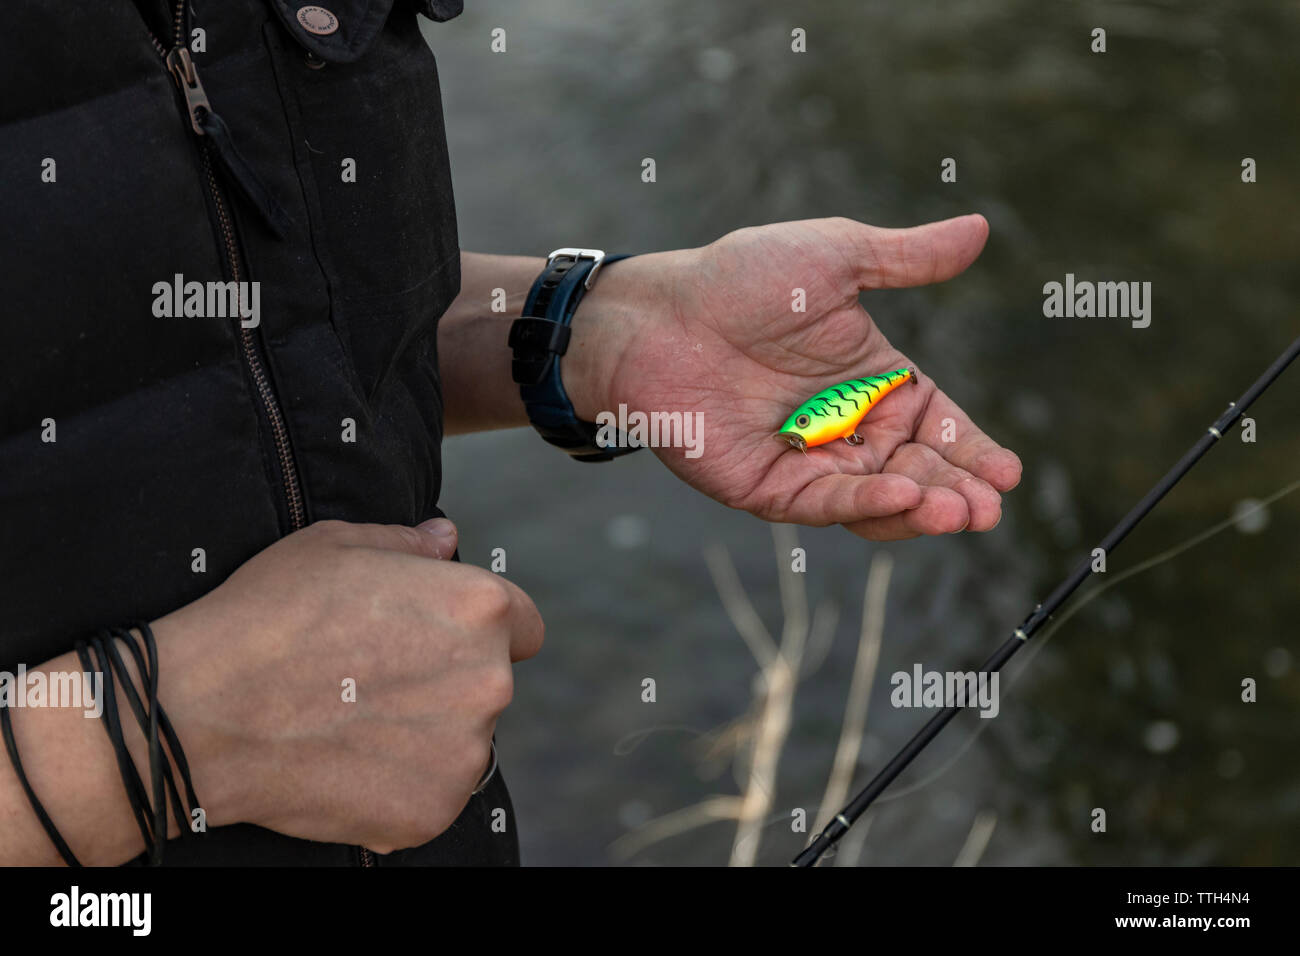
508, 248, 640, 462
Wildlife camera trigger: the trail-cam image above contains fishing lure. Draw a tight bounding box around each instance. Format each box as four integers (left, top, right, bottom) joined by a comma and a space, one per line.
775, 367, 918, 451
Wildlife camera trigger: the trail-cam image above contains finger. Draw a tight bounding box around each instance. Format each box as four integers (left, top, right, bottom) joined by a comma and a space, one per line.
842, 486, 970, 540
914, 388, 1023, 492
882, 443, 1003, 532
467, 574, 543, 665
331, 520, 541, 657
502, 581, 545, 663
448, 565, 545, 663
820, 213, 989, 291
306, 518, 461, 561
782, 472, 923, 525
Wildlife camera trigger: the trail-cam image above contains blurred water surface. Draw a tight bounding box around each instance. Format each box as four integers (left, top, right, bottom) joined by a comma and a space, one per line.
425, 0, 1300, 865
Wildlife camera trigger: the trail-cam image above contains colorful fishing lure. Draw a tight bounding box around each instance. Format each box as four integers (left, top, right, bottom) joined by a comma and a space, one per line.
775, 367, 917, 451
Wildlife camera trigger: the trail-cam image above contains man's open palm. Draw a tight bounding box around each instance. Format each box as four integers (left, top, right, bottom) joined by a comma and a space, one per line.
617, 215, 1022, 540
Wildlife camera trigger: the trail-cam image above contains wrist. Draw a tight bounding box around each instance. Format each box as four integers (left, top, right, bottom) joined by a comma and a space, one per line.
562, 250, 679, 421
145, 608, 248, 832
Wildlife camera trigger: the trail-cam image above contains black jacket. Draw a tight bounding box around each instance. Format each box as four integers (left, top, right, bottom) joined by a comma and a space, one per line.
0, 0, 517, 865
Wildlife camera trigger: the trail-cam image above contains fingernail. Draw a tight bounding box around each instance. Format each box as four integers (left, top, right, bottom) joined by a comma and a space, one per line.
417, 517, 456, 539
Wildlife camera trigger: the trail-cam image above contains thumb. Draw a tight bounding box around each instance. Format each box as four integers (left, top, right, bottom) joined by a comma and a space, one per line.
305, 518, 460, 560
412, 517, 459, 560
831, 213, 989, 291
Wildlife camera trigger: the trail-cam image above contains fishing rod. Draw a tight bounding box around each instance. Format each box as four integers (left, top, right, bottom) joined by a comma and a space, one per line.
793, 334, 1300, 868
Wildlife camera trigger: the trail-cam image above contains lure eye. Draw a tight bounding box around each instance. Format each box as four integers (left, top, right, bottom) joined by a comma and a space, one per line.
795, 414, 811, 428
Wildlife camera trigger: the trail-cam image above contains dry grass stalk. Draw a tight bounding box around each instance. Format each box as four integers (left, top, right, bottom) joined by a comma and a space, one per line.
729, 524, 808, 867
812, 551, 893, 839
610, 530, 895, 867
953, 809, 997, 867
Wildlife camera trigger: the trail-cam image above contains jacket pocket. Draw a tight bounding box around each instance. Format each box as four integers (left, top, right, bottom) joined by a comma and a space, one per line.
265, 0, 460, 396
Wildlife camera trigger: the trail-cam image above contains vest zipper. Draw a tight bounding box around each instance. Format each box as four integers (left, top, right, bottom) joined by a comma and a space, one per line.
146, 3, 306, 532
199, 145, 307, 530
145, 1, 375, 865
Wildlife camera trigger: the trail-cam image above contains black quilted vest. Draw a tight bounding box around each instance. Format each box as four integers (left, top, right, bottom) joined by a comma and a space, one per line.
0, 0, 518, 865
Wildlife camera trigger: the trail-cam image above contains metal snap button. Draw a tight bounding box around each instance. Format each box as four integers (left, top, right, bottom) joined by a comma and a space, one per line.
296, 5, 339, 36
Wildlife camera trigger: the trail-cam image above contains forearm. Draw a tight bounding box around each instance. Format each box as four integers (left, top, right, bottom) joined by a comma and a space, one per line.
437, 250, 676, 435
437, 253, 544, 435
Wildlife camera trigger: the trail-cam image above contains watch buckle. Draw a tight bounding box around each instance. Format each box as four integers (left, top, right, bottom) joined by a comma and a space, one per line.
547, 247, 607, 290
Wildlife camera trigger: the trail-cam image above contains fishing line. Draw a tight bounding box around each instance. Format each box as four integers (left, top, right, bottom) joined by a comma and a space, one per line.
785, 480, 1298, 865
793, 335, 1300, 867
869, 476, 1300, 807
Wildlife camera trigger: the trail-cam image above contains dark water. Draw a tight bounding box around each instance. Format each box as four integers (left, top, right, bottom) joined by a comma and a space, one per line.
424, 0, 1300, 865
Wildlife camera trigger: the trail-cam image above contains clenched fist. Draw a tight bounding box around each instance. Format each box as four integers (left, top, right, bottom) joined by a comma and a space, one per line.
153, 517, 543, 854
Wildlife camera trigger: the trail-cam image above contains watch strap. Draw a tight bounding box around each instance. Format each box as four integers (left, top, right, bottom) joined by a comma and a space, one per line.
509, 250, 637, 462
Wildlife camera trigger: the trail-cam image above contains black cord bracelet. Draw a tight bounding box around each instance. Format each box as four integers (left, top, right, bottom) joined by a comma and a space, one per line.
104, 629, 187, 840
138, 625, 166, 862
0, 698, 82, 866
7, 623, 204, 867
76, 633, 157, 859
112, 626, 165, 864
111, 624, 203, 845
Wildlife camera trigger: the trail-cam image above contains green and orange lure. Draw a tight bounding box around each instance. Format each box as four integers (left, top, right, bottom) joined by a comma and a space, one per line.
775, 367, 917, 452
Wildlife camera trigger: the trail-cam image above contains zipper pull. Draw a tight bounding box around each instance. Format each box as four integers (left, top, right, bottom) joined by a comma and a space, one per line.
165, 47, 210, 136
166, 46, 291, 239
